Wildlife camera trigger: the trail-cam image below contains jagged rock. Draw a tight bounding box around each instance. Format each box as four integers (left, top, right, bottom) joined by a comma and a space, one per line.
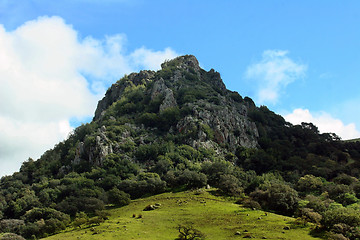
161, 55, 201, 73
94, 70, 155, 120
89, 133, 113, 167
176, 99, 258, 151
88, 55, 259, 167
160, 89, 177, 112
206, 68, 227, 93
151, 78, 177, 112
72, 142, 85, 165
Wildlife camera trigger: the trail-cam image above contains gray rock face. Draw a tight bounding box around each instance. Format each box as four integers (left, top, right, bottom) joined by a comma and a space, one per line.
176, 99, 258, 152
89, 127, 113, 166
151, 78, 178, 112
161, 55, 201, 73
87, 55, 259, 166
72, 126, 113, 167
72, 142, 85, 165
94, 70, 155, 120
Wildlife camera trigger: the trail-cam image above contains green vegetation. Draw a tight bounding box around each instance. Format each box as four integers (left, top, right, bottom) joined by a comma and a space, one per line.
42, 190, 321, 240
1, 55, 360, 239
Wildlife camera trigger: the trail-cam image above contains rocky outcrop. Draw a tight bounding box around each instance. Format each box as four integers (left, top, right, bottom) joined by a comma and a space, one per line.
88, 55, 259, 165
176, 99, 258, 152
94, 70, 155, 120
72, 142, 85, 165
72, 126, 113, 167
88, 127, 113, 167
161, 55, 201, 73
151, 78, 178, 112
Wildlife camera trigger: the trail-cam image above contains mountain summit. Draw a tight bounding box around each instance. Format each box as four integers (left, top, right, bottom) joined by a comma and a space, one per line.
1, 55, 360, 240
85, 55, 259, 167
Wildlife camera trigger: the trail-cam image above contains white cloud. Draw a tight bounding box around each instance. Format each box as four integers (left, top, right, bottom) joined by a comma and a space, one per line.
0, 16, 178, 176
284, 108, 360, 140
129, 47, 178, 70
245, 50, 307, 104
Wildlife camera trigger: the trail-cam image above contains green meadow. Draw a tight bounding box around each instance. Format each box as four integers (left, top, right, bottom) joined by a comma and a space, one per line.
43, 190, 322, 240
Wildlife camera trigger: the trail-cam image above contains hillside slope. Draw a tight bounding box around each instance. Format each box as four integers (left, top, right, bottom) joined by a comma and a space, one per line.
43, 190, 321, 240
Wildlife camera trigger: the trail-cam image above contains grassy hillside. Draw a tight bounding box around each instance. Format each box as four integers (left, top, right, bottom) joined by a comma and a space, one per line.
43, 190, 322, 240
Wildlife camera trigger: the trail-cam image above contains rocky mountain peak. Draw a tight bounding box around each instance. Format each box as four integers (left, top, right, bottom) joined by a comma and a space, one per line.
161, 55, 200, 72
89, 55, 259, 166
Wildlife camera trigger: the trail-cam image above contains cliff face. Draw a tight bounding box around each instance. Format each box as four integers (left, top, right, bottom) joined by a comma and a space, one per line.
84, 55, 258, 166
94, 70, 156, 120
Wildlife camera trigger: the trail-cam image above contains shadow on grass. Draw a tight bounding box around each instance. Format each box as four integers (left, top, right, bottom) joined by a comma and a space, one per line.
207, 189, 222, 196
309, 227, 328, 239
288, 220, 328, 239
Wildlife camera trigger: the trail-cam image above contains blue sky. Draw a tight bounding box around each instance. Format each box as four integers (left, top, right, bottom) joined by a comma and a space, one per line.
1, 0, 360, 176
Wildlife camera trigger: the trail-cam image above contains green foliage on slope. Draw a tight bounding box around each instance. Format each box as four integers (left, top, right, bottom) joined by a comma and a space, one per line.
43, 190, 322, 240
1, 55, 360, 239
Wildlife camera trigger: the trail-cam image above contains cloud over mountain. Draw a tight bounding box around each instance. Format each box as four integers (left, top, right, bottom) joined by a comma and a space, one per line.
245, 50, 307, 105
284, 108, 360, 140
0, 16, 178, 176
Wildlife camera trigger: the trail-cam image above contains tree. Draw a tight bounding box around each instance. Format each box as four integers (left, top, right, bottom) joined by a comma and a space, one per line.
266, 182, 299, 215
0, 233, 25, 240
245, 150, 277, 174
176, 225, 205, 240
22, 207, 70, 225
107, 188, 131, 206
56, 197, 104, 216
218, 174, 243, 196
251, 182, 299, 215
72, 212, 88, 228
201, 161, 233, 185
0, 219, 25, 235
322, 207, 360, 229
296, 174, 323, 195
178, 170, 207, 189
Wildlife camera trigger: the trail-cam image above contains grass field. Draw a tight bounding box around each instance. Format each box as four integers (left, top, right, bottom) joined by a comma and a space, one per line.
43, 190, 323, 240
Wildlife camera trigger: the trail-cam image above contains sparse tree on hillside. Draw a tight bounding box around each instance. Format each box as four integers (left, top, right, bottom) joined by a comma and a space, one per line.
176, 225, 205, 240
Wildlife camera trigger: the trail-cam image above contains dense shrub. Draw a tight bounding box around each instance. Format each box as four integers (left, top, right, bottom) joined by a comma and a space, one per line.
267, 183, 299, 215
107, 188, 131, 206
118, 173, 167, 198
56, 197, 104, 216
299, 208, 322, 224
218, 174, 243, 196
296, 174, 323, 195
0, 233, 25, 240
20, 207, 70, 238
72, 212, 88, 228
242, 198, 261, 210
201, 161, 233, 185
103, 154, 139, 178
251, 182, 299, 215
178, 169, 207, 189
324, 183, 357, 205
322, 207, 360, 229
0, 219, 25, 235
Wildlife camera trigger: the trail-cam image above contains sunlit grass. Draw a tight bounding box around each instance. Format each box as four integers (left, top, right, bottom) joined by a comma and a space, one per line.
43, 190, 322, 240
